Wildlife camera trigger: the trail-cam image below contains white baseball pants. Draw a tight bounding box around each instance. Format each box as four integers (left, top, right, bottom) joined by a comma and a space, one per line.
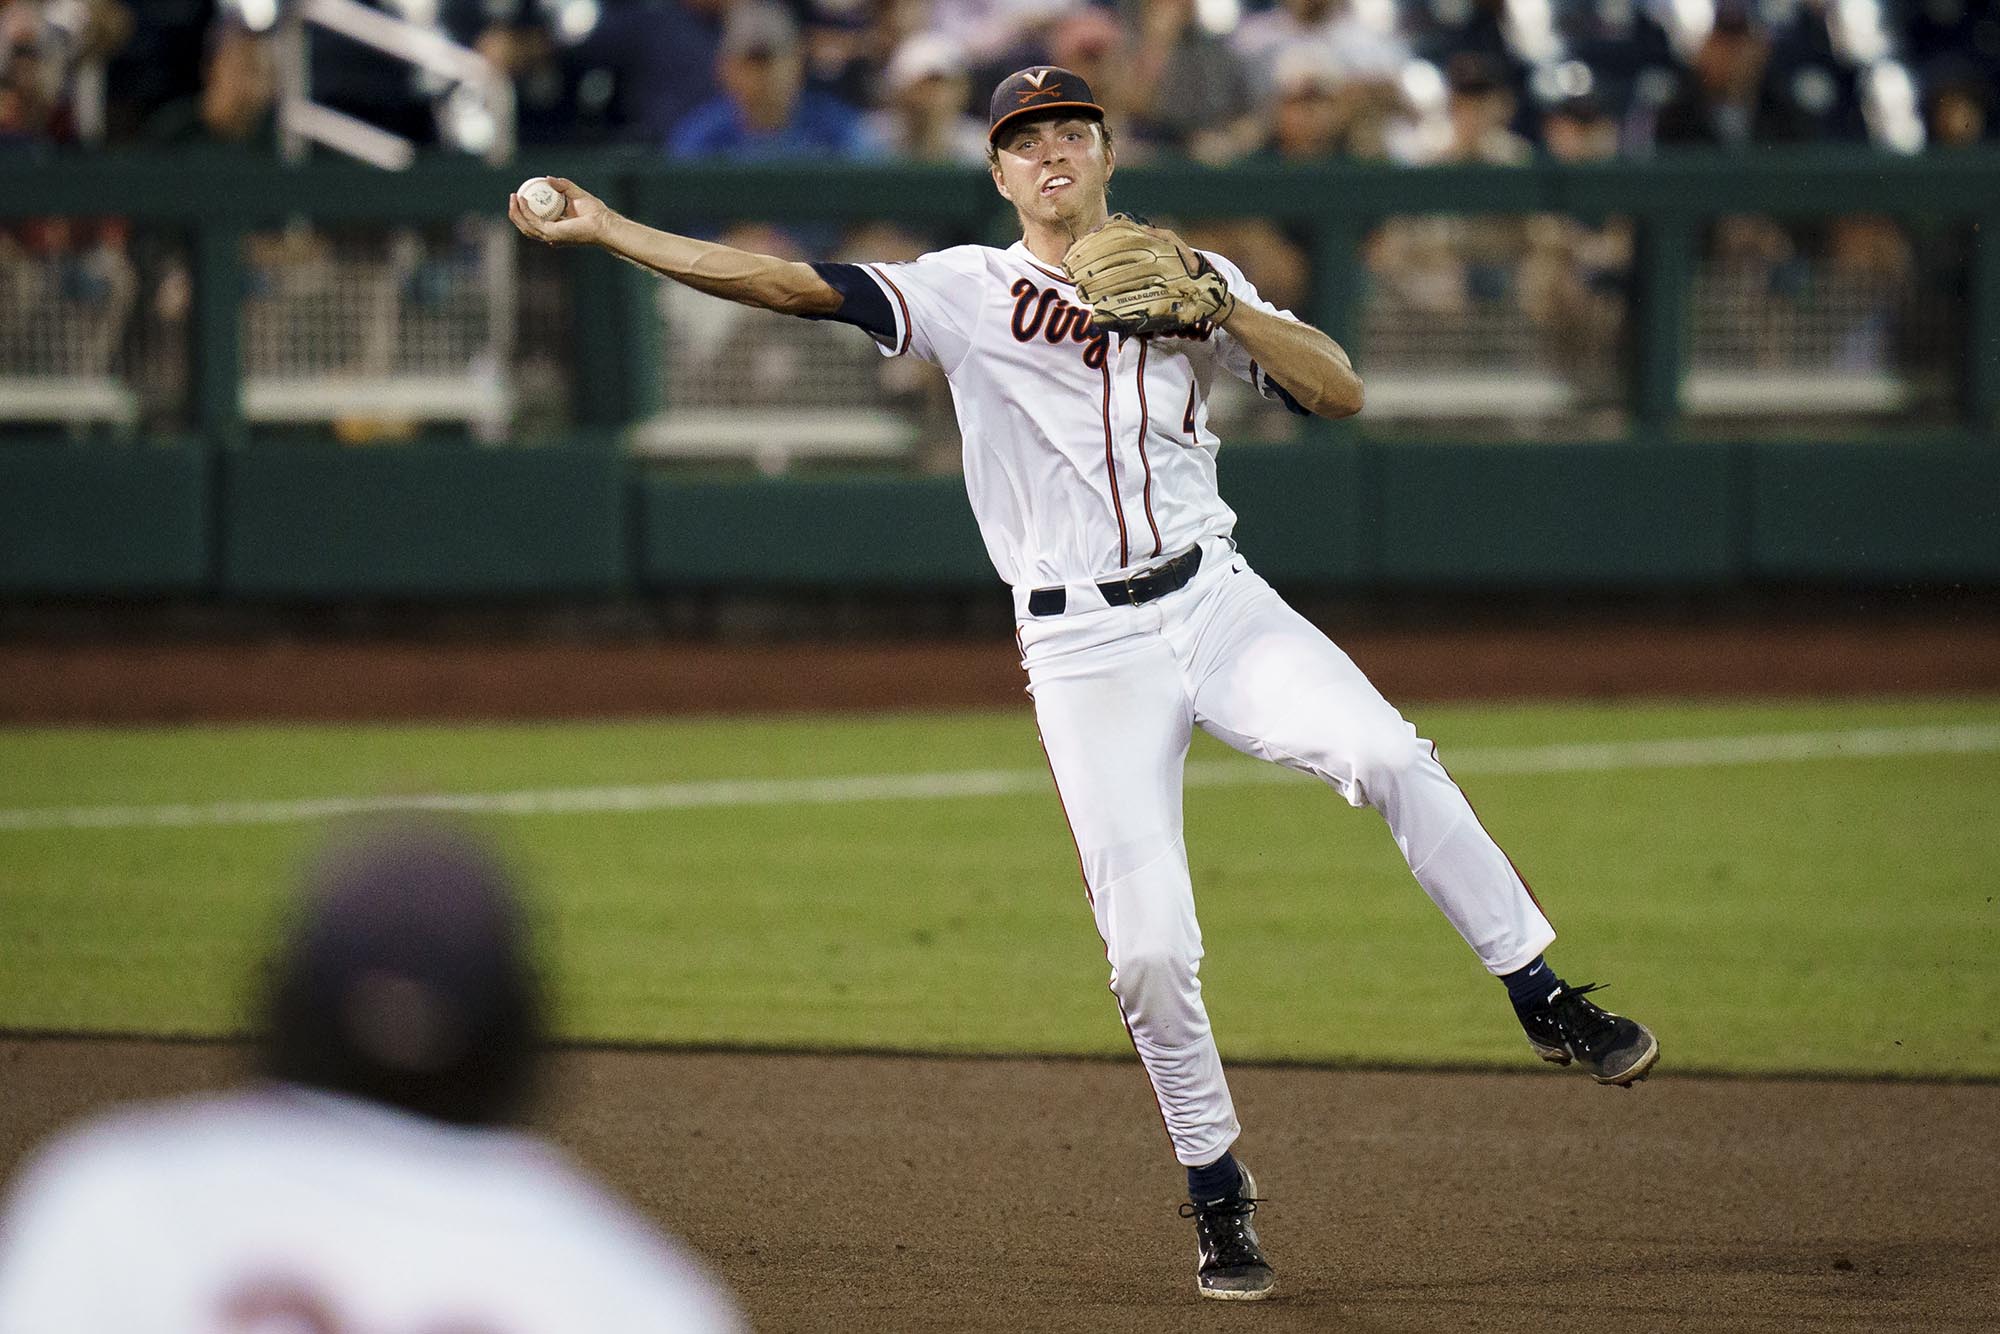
1017, 538, 1556, 1166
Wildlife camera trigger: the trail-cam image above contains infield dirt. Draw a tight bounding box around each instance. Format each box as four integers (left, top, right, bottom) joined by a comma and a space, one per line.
2, 1038, 1993, 1332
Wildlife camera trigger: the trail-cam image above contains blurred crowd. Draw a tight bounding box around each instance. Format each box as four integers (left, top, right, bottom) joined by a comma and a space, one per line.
2, 0, 1986, 443
2, 0, 1996, 159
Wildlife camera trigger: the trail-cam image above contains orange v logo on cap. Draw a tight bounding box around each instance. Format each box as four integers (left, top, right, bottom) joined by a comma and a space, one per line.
1022, 69, 1054, 88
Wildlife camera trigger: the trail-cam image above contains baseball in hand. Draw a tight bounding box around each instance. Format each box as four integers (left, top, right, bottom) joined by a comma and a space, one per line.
517, 178, 566, 222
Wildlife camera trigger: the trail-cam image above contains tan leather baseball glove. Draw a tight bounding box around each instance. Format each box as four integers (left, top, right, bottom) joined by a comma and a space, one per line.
1062, 215, 1237, 335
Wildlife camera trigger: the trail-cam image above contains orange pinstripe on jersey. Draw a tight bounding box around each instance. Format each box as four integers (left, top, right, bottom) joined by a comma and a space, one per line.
1136, 339, 1162, 558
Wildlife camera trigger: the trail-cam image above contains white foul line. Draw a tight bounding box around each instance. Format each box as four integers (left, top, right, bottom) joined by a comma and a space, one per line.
1, 723, 1997, 834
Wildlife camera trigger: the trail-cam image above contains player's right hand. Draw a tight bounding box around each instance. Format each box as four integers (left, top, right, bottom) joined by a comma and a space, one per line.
508, 177, 614, 248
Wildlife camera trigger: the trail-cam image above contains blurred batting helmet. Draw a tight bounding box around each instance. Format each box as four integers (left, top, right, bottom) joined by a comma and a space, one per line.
261, 822, 543, 1126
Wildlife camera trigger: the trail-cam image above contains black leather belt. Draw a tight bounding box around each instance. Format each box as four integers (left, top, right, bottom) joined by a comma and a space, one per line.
1027, 545, 1204, 617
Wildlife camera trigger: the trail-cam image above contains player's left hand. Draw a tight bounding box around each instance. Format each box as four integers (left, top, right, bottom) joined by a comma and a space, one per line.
507, 177, 615, 249
1063, 215, 1237, 335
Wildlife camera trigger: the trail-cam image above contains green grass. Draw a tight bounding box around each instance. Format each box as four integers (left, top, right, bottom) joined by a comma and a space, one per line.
1, 697, 1996, 1078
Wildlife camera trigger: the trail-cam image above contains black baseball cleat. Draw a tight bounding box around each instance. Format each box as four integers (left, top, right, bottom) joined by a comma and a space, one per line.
1179, 1162, 1275, 1301
1520, 982, 1659, 1086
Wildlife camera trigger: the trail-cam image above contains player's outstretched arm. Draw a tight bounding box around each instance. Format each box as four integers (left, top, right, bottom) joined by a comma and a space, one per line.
1219, 303, 1364, 419
507, 177, 841, 317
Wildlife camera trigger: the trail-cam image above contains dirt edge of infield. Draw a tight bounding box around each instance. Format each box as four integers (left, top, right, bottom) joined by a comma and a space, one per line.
2, 1038, 1997, 1333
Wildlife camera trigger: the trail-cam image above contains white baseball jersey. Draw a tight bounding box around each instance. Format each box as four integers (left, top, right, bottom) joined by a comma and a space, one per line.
853, 241, 1301, 597
0, 1085, 745, 1334
826, 235, 1556, 1169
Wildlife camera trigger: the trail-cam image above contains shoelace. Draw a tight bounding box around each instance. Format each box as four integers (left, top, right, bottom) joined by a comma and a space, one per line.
1178, 1195, 1265, 1268
1551, 983, 1622, 1058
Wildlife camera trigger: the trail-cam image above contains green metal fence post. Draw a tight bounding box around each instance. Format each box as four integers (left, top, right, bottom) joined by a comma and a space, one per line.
557, 167, 657, 430
565, 232, 618, 427
611, 170, 672, 426
616, 259, 666, 424
1304, 219, 1368, 575
1969, 213, 2000, 434
1630, 215, 1693, 439
1310, 221, 1365, 358
1310, 219, 1366, 445
566, 249, 635, 426
191, 221, 243, 445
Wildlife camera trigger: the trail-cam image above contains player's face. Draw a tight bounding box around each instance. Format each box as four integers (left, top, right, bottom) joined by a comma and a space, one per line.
990, 117, 1113, 230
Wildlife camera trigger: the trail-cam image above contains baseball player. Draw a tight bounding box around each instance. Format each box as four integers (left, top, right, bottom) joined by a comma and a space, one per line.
0, 824, 745, 1334
508, 65, 1658, 1302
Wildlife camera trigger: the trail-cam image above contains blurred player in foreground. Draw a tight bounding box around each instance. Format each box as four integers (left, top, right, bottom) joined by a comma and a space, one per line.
509, 64, 1657, 1303
0, 824, 744, 1334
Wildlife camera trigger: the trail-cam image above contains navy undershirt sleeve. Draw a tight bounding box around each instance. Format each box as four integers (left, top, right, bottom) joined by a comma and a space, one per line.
803, 262, 897, 342
1265, 378, 1311, 416
1251, 360, 1312, 417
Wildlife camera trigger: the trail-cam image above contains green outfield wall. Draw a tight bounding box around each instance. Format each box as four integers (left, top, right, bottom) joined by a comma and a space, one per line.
8, 436, 1997, 597
2, 150, 1997, 598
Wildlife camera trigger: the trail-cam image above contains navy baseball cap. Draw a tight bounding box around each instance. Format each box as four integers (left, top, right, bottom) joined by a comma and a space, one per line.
988, 66, 1105, 146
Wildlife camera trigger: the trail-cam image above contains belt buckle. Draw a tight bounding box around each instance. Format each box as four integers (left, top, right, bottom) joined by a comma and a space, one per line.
1121, 551, 1179, 605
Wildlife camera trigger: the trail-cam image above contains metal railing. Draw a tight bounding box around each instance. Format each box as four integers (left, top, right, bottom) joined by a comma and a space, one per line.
255, 0, 520, 435
2, 150, 1996, 452
274, 0, 515, 170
